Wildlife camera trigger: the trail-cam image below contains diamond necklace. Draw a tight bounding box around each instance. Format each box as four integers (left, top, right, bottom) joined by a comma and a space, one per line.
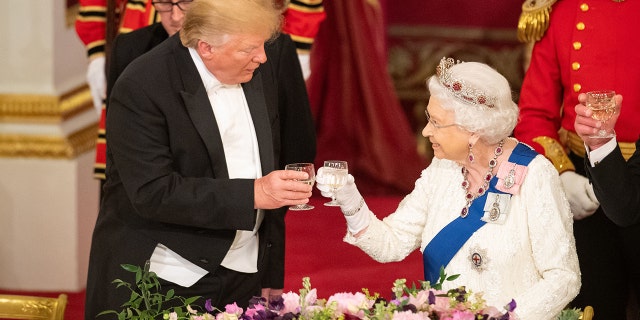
460, 139, 504, 218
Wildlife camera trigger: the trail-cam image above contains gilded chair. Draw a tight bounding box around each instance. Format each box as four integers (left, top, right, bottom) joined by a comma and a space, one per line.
0, 293, 67, 320
580, 306, 594, 320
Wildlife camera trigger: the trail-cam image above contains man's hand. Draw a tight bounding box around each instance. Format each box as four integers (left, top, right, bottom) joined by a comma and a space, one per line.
574, 92, 623, 151
254, 170, 312, 209
87, 56, 106, 115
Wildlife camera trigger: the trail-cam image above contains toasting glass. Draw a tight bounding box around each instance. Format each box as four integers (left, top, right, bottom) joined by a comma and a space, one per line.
322, 160, 348, 206
285, 163, 315, 211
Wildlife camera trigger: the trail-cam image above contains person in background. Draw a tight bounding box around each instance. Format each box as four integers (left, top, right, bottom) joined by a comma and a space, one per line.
316, 57, 580, 319
75, 0, 158, 116
575, 95, 640, 319
574, 94, 640, 227
514, 0, 640, 317
84, 0, 316, 318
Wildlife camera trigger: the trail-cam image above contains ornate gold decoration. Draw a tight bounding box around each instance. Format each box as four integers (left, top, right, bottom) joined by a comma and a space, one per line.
0, 85, 93, 120
0, 123, 98, 159
517, 0, 557, 43
0, 85, 97, 159
0, 293, 67, 320
532, 135, 575, 174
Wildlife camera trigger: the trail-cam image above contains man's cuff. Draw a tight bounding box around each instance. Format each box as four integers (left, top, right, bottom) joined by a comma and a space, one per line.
586, 138, 617, 167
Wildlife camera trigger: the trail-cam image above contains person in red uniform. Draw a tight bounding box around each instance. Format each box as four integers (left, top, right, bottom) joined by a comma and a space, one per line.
514, 0, 640, 317
75, 0, 158, 116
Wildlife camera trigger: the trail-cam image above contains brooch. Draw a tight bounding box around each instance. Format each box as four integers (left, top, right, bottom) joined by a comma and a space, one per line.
481, 192, 511, 224
469, 245, 489, 272
495, 162, 528, 195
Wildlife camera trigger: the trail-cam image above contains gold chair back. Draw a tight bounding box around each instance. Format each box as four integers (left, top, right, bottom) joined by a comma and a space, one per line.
0, 294, 67, 320
581, 305, 594, 320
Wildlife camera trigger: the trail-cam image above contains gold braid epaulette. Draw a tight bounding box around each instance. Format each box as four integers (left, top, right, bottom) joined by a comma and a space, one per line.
533, 136, 575, 174
517, 0, 558, 43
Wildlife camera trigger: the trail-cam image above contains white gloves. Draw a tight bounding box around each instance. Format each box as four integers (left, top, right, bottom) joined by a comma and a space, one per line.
560, 171, 600, 220
316, 168, 370, 233
86, 56, 106, 115
297, 52, 311, 81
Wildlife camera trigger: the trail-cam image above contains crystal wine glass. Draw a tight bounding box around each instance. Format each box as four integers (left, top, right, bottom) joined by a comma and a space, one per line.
586, 90, 617, 138
322, 160, 348, 207
285, 163, 315, 211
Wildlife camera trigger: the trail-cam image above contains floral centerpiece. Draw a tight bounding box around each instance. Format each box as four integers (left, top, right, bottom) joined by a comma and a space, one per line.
100, 263, 583, 320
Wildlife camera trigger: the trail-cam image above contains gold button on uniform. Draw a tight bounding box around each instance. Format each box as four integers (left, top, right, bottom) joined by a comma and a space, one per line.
573, 42, 582, 50
572, 62, 581, 70
574, 83, 582, 92
577, 22, 585, 30
580, 3, 589, 11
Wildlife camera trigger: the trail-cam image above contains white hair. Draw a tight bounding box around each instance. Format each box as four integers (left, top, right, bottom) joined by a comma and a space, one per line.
427, 61, 518, 144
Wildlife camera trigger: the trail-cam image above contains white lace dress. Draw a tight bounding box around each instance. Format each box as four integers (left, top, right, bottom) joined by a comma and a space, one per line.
345, 154, 580, 320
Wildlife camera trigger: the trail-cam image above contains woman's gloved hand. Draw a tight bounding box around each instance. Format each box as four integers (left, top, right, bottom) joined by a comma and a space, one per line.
316, 168, 370, 233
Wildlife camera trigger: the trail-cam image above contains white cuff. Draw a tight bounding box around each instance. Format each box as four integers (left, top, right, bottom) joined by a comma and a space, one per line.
586, 138, 617, 166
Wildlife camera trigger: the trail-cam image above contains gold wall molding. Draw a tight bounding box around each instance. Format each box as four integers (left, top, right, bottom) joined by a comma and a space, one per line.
0, 85, 93, 122
0, 123, 98, 159
0, 86, 97, 159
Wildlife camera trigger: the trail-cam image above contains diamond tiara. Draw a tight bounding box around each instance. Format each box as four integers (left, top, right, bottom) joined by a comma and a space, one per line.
436, 57, 497, 108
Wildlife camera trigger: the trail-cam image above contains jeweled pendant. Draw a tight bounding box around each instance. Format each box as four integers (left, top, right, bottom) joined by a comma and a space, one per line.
461, 206, 469, 218
504, 169, 516, 189
489, 206, 500, 221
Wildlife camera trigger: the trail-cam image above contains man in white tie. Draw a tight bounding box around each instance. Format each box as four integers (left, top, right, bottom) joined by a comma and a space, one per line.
84, 0, 316, 318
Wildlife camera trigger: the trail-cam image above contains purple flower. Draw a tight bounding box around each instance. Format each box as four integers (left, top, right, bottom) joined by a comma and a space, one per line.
205, 299, 214, 312
505, 299, 517, 312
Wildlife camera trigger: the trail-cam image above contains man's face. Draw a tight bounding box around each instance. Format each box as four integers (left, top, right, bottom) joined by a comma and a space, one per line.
156, 0, 189, 36
199, 34, 268, 85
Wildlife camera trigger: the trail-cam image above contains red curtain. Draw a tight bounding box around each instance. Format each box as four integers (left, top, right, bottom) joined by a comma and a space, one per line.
307, 0, 427, 195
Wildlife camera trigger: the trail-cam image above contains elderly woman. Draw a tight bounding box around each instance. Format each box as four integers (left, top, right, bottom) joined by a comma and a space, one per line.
316, 58, 580, 319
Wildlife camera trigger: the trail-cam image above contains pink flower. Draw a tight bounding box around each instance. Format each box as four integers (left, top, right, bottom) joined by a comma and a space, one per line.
215, 303, 243, 320
392, 310, 430, 320
449, 310, 476, 320
244, 303, 265, 318
327, 292, 374, 318
407, 290, 431, 310
224, 303, 243, 315
280, 292, 301, 314
304, 288, 318, 306
429, 292, 451, 313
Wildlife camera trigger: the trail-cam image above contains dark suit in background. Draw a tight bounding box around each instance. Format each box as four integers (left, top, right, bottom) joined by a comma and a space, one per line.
584, 138, 640, 318
586, 139, 640, 228
85, 27, 315, 318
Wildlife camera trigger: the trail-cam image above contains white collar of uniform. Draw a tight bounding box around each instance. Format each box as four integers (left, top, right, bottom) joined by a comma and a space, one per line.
187, 47, 241, 94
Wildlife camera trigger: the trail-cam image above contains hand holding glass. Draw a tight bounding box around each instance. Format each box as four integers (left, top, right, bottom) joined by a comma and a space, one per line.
322, 160, 348, 206
285, 163, 315, 211
586, 90, 617, 138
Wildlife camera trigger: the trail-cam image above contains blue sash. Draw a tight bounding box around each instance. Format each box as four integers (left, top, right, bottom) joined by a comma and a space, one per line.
422, 143, 537, 284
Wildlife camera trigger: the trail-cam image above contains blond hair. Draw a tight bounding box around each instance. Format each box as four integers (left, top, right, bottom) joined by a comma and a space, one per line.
180, 0, 282, 48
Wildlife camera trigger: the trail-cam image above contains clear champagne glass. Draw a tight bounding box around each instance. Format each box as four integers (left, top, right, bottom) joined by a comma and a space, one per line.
285, 163, 315, 211
322, 160, 348, 207
586, 90, 617, 138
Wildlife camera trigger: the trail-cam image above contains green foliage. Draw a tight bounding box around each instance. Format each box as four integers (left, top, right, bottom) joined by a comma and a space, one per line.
556, 307, 582, 320
96, 262, 204, 320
